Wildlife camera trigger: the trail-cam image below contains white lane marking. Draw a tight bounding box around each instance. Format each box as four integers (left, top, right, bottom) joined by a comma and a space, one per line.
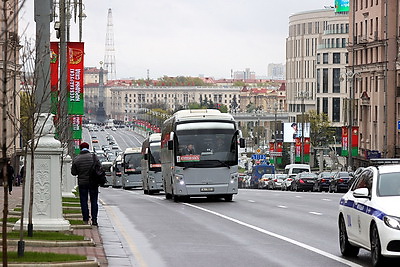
295, 195, 302, 198
277, 205, 288, 209
309, 211, 323, 216
248, 200, 256, 203
322, 198, 332, 202
183, 203, 363, 267
100, 199, 148, 267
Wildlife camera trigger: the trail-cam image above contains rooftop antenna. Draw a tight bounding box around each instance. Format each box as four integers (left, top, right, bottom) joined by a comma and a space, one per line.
104, 8, 116, 80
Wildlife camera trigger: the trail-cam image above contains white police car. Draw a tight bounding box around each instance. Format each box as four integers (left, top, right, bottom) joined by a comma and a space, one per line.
338, 164, 400, 266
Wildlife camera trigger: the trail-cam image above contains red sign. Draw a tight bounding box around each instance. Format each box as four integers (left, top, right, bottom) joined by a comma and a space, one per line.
178, 155, 200, 162
304, 137, 310, 155
50, 42, 59, 114
295, 138, 301, 157
352, 126, 359, 147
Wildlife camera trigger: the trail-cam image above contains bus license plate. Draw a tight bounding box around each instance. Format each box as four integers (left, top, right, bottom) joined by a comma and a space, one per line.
200, 187, 214, 192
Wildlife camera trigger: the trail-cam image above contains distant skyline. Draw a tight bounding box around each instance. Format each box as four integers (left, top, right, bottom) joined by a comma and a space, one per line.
20, 0, 335, 80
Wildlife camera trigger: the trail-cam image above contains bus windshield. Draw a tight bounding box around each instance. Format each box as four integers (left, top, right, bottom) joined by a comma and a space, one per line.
175, 125, 238, 168
124, 153, 142, 174
149, 142, 161, 171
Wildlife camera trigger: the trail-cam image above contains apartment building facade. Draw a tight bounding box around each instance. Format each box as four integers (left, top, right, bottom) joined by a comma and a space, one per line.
0, 1, 20, 162
286, 8, 350, 131
348, 0, 399, 160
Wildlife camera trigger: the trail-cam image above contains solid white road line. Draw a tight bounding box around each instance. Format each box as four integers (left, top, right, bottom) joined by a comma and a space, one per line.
184, 203, 363, 267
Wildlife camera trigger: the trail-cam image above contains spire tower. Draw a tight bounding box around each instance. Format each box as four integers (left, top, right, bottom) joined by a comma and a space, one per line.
104, 8, 116, 80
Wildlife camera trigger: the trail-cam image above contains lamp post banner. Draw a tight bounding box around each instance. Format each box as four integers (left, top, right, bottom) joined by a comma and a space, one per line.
295, 138, 301, 162
341, 126, 348, 156
67, 42, 84, 115
50, 42, 59, 115
351, 126, 359, 156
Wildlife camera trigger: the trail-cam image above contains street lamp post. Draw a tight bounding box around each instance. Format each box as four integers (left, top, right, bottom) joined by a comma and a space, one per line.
344, 70, 360, 171
298, 91, 308, 164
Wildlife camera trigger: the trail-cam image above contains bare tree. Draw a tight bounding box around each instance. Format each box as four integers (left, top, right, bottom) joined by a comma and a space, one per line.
1, 0, 27, 264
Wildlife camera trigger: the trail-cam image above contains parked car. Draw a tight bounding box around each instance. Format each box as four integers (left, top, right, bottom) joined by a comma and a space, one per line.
291, 172, 318, 192
313, 172, 334, 192
329, 171, 352, 193
267, 174, 287, 190
281, 177, 294, 191
258, 174, 274, 189
338, 165, 400, 266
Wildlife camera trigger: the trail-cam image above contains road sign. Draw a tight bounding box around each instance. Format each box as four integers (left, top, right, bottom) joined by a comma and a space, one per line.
398, 120, 400, 130
251, 154, 266, 160
256, 148, 262, 154
270, 152, 282, 157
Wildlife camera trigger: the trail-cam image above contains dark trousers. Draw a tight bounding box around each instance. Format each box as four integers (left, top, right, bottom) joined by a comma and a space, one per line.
78, 184, 99, 222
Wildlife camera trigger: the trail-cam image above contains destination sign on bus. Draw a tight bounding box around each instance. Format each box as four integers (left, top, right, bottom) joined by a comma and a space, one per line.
177, 155, 201, 162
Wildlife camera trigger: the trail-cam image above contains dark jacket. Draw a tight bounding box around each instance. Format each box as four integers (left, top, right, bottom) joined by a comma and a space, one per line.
71, 150, 100, 186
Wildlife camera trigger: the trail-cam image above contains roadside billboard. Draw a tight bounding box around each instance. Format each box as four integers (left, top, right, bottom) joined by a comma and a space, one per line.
283, 122, 310, 143
335, 0, 349, 12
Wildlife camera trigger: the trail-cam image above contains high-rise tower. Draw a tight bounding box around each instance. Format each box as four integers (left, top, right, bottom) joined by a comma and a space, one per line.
104, 8, 116, 80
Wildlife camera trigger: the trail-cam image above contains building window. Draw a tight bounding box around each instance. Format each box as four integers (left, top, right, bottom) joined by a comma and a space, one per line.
323, 69, 328, 93
323, 98, 328, 114
323, 53, 328, 64
316, 69, 320, 93
333, 98, 340, 122
333, 53, 341, 64
317, 53, 320, 64
333, 68, 341, 93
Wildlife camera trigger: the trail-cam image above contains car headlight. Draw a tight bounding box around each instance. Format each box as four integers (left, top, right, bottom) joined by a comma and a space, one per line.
384, 215, 400, 230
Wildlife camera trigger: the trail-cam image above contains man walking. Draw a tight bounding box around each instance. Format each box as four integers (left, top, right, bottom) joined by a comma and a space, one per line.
71, 142, 100, 226
1, 161, 14, 195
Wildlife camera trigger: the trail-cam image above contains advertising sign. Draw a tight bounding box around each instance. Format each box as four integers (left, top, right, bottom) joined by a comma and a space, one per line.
341, 126, 348, 156
283, 122, 310, 143
335, 0, 350, 12
67, 42, 84, 115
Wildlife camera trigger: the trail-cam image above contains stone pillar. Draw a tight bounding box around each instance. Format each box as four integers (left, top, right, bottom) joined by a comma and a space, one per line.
14, 114, 70, 231
62, 155, 77, 198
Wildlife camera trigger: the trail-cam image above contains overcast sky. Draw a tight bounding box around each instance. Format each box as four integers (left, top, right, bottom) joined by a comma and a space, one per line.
20, 0, 334, 80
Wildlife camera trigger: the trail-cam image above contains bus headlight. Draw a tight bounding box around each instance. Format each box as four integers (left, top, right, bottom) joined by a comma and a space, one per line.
175, 175, 185, 185
230, 174, 238, 184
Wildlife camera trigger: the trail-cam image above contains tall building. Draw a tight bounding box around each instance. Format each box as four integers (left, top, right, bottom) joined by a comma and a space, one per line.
267, 63, 285, 80
233, 68, 256, 80
286, 7, 349, 133
348, 0, 399, 160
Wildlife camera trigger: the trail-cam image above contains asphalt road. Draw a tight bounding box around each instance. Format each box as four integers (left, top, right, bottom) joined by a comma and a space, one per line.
98, 187, 381, 267
84, 127, 383, 267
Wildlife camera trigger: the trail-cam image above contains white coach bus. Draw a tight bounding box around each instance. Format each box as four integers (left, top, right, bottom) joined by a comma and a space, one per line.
161, 109, 245, 202
141, 133, 163, 194
121, 147, 142, 189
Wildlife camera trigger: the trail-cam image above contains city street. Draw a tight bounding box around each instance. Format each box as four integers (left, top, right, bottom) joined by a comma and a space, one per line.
98, 186, 375, 267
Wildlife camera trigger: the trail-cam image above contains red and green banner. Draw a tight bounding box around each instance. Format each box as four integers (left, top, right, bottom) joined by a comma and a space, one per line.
71, 115, 83, 139
295, 138, 301, 162
341, 126, 348, 156
50, 42, 59, 114
67, 42, 84, 115
74, 139, 82, 155
352, 126, 359, 156
276, 141, 283, 164
269, 142, 275, 164
304, 137, 310, 163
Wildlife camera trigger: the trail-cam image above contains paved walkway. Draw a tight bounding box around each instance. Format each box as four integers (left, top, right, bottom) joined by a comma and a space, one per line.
0, 185, 108, 266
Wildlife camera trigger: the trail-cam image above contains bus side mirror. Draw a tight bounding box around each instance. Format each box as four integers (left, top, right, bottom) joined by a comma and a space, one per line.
239, 138, 245, 148
144, 154, 149, 160
167, 140, 173, 150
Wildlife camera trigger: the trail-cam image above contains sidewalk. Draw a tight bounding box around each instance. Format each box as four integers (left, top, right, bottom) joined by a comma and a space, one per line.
0, 185, 107, 266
